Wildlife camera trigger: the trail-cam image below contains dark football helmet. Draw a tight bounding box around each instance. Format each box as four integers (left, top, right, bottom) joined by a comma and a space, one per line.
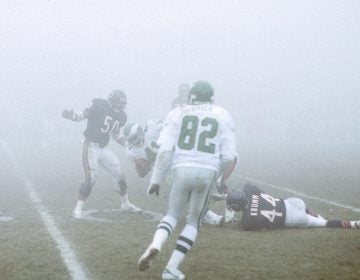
188, 80, 214, 105
108, 90, 127, 111
226, 188, 248, 212
123, 123, 144, 146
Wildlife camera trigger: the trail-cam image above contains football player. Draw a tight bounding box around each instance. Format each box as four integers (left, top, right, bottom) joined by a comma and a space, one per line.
122, 120, 226, 227
138, 81, 237, 280
171, 83, 190, 108
62, 90, 142, 219
226, 183, 360, 231
122, 119, 164, 178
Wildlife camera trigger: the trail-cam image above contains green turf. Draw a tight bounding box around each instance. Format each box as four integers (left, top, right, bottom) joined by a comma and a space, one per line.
1, 141, 359, 280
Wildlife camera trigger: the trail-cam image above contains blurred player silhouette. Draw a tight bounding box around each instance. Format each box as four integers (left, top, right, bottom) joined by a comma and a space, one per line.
62, 89, 142, 219
171, 83, 190, 108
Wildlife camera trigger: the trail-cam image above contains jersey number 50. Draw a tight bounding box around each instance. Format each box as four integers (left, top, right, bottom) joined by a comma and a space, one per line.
178, 115, 218, 154
101, 116, 120, 134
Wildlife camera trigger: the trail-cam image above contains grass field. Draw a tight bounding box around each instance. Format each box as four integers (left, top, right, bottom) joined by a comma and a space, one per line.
0, 138, 359, 280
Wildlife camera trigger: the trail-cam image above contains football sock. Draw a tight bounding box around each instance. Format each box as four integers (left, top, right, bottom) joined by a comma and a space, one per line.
152, 215, 177, 251
166, 224, 198, 269
75, 200, 84, 212
326, 220, 355, 229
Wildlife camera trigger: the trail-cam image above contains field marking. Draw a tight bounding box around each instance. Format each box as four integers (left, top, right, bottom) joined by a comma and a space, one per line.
234, 174, 360, 212
81, 209, 163, 223
0, 210, 14, 222
0, 139, 90, 280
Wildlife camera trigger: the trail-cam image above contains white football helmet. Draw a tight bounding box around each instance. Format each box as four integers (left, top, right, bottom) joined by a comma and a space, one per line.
123, 123, 144, 146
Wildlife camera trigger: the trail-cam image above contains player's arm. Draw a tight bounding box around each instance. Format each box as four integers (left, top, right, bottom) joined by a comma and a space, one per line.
62, 108, 89, 122
217, 154, 238, 194
112, 110, 128, 145
147, 114, 177, 196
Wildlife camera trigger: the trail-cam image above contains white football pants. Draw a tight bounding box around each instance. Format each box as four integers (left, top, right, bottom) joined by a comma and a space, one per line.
284, 198, 327, 228
166, 167, 217, 229
82, 140, 124, 185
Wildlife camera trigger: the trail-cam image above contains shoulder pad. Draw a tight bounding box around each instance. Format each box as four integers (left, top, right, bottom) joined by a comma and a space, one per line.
243, 183, 261, 197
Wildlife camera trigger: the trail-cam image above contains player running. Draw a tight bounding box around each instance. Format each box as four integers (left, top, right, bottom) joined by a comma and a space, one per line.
138, 80, 237, 279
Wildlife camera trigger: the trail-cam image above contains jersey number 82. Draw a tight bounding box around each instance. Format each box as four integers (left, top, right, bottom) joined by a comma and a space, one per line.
177, 115, 219, 154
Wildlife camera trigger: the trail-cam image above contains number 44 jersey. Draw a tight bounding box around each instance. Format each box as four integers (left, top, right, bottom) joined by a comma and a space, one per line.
157, 104, 237, 172
241, 184, 286, 231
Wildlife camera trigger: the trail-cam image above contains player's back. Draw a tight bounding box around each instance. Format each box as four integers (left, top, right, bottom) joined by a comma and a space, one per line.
160, 103, 236, 172
241, 184, 286, 230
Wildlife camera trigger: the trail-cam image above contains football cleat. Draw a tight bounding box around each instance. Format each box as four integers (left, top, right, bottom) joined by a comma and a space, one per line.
71, 209, 82, 219
121, 202, 142, 213
162, 267, 185, 280
138, 246, 159, 271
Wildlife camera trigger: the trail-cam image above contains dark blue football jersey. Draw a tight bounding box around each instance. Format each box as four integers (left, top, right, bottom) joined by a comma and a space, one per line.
241, 184, 286, 230
83, 98, 127, 146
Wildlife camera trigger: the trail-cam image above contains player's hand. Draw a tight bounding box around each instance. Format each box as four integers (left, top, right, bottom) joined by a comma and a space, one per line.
147, 183, 160, 196
116, 136, 127, 147
211, 193, 227, 202
216, 182, 229, 195
62, 109, 74, 120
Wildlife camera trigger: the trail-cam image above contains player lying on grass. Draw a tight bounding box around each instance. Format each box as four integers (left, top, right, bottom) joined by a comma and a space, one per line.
226, 183, 360, 231
121, 119, 230, 226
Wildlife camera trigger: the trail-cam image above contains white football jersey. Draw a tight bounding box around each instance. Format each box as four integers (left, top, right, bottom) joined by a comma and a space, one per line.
126, 119, 163, 162
157, 104, 237, 171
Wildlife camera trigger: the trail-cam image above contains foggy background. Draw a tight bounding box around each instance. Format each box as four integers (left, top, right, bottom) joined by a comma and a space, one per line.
1, 0, 360, 166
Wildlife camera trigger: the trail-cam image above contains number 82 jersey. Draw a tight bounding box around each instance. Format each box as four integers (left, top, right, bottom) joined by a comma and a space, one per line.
241, 184, 286, 230
158, 104, 237, 172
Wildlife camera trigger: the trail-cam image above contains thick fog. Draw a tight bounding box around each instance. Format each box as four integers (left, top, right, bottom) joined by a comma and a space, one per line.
1, 0, 360, 158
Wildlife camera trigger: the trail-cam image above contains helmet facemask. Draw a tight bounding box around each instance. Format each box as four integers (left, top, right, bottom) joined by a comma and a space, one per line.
123, 123, 144, 147
108, 90, 127, 112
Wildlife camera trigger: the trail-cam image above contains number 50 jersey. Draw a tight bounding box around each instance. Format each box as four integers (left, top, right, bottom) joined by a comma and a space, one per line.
241, 184, 286, 230
158, 104, 237, 172
84, 98, 127, 147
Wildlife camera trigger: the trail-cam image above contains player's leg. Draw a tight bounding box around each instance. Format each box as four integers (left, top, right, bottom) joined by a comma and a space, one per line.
72, 141, 99, 218
326, 220, 360, 229
162, 167, 216, 280
99, 147, 142, 212
138, 167, 191, 272
284, 198, 327, 228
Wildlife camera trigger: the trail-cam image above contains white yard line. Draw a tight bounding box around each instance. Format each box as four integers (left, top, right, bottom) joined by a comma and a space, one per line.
0, 139, 90, 280
234, 174, 360, 212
